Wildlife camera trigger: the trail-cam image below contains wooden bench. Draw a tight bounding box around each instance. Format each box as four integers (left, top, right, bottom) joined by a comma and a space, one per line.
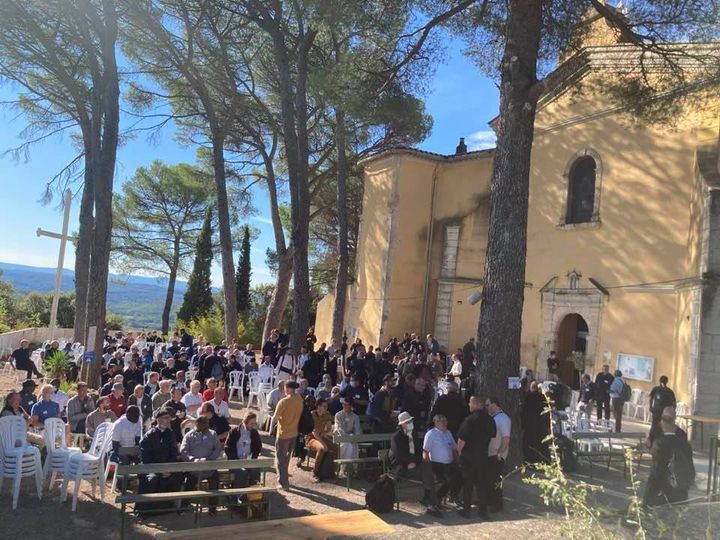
116, 458, 275, 539
153, 508, 393, 539
332, 433, 393, 491
572, 431, 647, 478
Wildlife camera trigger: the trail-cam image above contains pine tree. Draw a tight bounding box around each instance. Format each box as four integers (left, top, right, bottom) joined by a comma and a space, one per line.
177, 208, 214, 322
235, 225, 252, 316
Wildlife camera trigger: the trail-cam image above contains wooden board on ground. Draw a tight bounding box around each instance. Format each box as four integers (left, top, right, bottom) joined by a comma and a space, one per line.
154, 509, 392, 539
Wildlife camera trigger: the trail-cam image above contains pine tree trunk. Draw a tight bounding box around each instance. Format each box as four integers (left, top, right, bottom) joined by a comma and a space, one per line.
161, 248, 179, 335
211, 137, 238, 343
476, 0, 544, 466
73, 162, 94, 344
331, 106, 349, 344
263, 248, 293, 342
87, 0, 119, 388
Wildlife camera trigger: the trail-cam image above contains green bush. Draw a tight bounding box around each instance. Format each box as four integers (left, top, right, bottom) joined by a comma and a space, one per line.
42, 351, 72, 380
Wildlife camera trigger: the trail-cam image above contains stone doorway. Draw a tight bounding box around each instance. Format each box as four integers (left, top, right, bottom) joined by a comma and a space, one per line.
556, 313, 588, 389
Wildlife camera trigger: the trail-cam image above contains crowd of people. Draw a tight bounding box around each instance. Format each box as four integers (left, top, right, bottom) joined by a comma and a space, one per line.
1, 328, 698, 517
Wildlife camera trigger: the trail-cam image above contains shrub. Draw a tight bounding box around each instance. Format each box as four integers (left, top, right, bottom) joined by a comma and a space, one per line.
42, 350, 72, 380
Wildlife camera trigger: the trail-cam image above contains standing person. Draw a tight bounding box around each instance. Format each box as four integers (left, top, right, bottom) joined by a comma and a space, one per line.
609, 370, 627, 433
137, 408, 183, 516
643, 406, 695, 506
649, 376, 676, 427
305, 326, 317, 352
456, 396, 495, 519
10, 339, 42, 379
275, 347, 299, 383
422, 414, 461, 517
389, 411, 419, 477
546, 351, 559, 377
180, 416, 223, 515
271, 380, 303, 490
594, 364, 614, 421
578, 374, 596, 416
487, 397, 512, 513
521, 382, 550, 464
461, 338, 475, 378
262, 329, 280, 365
66, 382, 95, 435
429, 381, 468, 439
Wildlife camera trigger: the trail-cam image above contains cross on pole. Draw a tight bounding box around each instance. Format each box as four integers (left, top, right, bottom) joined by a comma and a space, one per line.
37, 188, 77, 339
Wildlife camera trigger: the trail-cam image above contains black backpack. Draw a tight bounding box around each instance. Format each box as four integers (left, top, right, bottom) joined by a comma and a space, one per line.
317, 453, 336, 481
298, 406, 314, 435
621, 380, 632, 402
366, 474, 396, 514
668, 439, 695, 491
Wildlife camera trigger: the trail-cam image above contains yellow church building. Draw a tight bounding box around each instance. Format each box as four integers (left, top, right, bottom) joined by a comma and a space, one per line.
315, 25, 719, 415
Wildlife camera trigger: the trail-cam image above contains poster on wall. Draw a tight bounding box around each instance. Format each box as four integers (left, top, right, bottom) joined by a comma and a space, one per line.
616, 353, 654, 382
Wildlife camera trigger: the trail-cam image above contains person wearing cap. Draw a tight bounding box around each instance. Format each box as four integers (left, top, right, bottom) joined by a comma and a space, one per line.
367, 374, 398, 433
10, 339, 42, 379
429, 380, 468, 439
86, 396, 118, 439
137, 407, 182, 516
111, 405, 142, 465
333, 397, 362, 475
67, 381, 95, 434
270, 380, 304, 490
109, 382, 128, 418
390, 411, 420, 477
19, 379, 38, 413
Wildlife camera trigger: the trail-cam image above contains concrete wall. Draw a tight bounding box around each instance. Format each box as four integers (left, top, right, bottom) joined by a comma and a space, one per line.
0, 327, 75, 358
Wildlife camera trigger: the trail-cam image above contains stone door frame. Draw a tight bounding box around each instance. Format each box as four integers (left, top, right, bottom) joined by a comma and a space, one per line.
539, 289, 604, 378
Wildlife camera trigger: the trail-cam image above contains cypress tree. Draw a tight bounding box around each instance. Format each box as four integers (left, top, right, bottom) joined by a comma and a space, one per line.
177, 208, 214, 322
235, 225, 252, 316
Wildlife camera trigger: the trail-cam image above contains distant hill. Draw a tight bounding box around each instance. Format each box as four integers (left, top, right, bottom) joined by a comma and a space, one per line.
0, 262, 194, 329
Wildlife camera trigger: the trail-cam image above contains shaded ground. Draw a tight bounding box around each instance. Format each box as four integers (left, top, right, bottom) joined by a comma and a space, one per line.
0, 372, 718, 539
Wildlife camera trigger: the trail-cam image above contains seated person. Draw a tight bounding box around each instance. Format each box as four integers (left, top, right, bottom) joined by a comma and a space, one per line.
19, 379, 38, 415
307, 398, 336, 482
209, 387, 231, 419
333, 397, 362, 475
199, 402, 230, 442
30, 383, 61, 429
266, 380, 285, 417
328, 386, 342, 415
50, 378, 69, 418
86, 396, 118, 439
144, 372, 160, 396
225, 412, 263, 488
181, 380, 203, 418
137, 408, 183, 515
152, 380, 173, 412
108, 382, 128, 418
316, 374, 334, 399
390, 411, 421, 478
66, 381, 95, 435
172, 371, 189, 395
163, 387, 188, 443
129, 384, 154, 429
340, 375, 370, 416
367, 375, 398, 433
180, 416, 223, 515
111, 405, 142, 465
1, 390, 45, 448
100, 374, 124, 397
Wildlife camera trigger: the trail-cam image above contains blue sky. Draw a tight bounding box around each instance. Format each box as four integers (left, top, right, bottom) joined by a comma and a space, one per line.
0, 35, 499, 288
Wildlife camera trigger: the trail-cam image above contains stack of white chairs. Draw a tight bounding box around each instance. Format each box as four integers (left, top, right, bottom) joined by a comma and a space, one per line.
575, 417, 603, 453
61, 421, 113, 511
0, 416, 43, 509
228, 370, 245, 404
42, 418, 82, 488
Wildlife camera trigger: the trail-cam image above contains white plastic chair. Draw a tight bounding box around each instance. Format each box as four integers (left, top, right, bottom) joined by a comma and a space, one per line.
42, 418, 82, 487
0, 416, 43, 509
634, 392, 650, 423
247, 372, 261, 408
228, 370, 245, 405
61, 422, 113, 511
625, 388, 641, 417
306, 387, 317, 398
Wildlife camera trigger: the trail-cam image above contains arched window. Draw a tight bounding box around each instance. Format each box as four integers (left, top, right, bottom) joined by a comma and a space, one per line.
566, 156, 596, 224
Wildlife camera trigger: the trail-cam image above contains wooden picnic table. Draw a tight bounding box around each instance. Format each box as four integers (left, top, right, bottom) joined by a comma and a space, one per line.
677, 414, 720, 448
153, 509, 393, 539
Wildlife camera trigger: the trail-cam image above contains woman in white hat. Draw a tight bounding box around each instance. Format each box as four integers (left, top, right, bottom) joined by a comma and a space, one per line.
389, 411, 419, 477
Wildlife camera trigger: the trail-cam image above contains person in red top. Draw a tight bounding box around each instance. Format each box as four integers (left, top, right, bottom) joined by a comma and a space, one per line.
202, 378, 228, 402
109, 382, 128, 418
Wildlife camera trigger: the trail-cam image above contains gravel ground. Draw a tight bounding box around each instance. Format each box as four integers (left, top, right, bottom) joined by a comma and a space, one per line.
0, 372, 718, 539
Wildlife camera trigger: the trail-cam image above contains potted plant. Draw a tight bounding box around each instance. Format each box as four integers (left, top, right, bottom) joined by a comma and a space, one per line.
42, 350, 72, 380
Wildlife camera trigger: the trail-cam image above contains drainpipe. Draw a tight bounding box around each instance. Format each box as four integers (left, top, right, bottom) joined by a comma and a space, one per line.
420, 163, 440, 334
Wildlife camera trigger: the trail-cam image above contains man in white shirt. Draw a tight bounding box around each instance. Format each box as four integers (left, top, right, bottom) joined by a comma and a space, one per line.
267, 380, 285, 415
209, 387, 231, 419
258, 356, 275, 383
487, 397, 512, 512
422, 414, 461, 516
181, 380, 203, 418
50, 378, 69, 416
111, 405, 142, 464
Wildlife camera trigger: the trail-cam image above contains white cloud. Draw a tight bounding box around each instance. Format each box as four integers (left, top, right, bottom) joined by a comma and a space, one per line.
466, 130, 496, 151
251, 216, 273, 225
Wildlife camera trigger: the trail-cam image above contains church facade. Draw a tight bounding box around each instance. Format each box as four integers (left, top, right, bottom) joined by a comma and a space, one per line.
315, 37, 720, 414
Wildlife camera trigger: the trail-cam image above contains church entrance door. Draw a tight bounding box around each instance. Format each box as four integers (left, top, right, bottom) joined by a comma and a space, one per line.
556, 313, 588, 389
